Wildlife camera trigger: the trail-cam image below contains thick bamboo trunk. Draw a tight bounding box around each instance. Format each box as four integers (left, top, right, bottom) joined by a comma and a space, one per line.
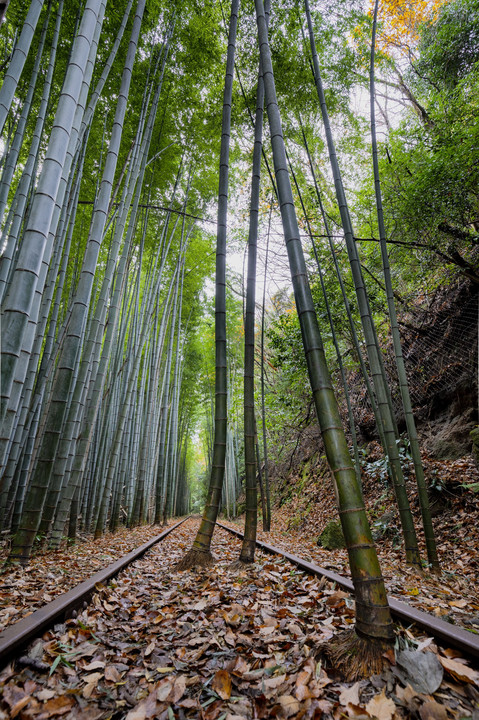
255, 0, 393, 658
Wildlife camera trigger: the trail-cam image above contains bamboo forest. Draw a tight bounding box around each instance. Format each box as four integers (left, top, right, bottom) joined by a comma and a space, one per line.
1, 0, 479, 717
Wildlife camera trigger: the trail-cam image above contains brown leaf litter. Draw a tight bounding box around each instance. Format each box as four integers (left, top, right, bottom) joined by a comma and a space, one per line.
1, 518, 478, 719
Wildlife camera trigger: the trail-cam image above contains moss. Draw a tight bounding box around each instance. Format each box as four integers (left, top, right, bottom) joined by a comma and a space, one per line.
317, 520, 345, 550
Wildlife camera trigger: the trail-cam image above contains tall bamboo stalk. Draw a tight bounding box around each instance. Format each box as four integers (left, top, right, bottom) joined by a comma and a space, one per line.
0, 0, 44, 135
1, 0, 104, 426
177, 0, 240, 568
239, 1, 269, 561
255, 0, 393, 666
370, 0, 439, 571
303, 0, 421, 567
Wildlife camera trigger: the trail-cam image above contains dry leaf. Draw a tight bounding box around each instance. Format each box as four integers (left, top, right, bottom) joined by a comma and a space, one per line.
125, 688, 160, 720
264, 674, 287, 689
212, 669, 232, 700
193, 598, 208, 610
10, 695, 31, 718
105, 665, 122, 682
224, 629, 236, 646
365, 687, 396, 720
295, 682, 312, 701
172, 675, 187, 703
38, 695, 75, 717
395, 683, 418, 709
278, 695, 300, 717
83, 671, 103, 699
439, 655, 479, 685
259, 625, 276, 635
448, 599, 468, 608
144, 640, 156, 657
36, 689, 56, 702
396, 649, 443, 694
339, 681, 361, 707
156, 680, 174, 702
83, 660, 105, 671
419, 700, 448, 720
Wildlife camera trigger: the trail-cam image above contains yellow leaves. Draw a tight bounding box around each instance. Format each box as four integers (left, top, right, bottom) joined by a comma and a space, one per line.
371, 0, 445, 56
353, 0, 446, 61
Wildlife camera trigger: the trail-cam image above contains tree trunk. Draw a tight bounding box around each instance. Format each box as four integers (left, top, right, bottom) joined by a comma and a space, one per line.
255, 0, 394, 674
176, 0, 239, 570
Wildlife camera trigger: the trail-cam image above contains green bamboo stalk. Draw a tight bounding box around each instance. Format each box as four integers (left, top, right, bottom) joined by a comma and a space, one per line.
178, 0, 240, 568
369, 0, 439, 572
303, 0, 421, 567
239, 5, 269, 560
1, 0, 104, 425
7, 0, 142, 562
255, 0, 393, 658
299, 119, 388, 455
260, 199, 272, 531
286, 147, 361, 483
0, 0, 44, 135
0, 1, 51, 224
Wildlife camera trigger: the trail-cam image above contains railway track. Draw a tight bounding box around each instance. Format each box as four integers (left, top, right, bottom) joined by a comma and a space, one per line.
216, 522, 479, 660
0, 517, 187, 666
0, 515, 477, 672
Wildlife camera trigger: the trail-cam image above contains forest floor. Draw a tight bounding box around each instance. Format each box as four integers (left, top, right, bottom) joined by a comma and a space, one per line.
225, 449, 479, 631
0, 522, 178, 629
0, 514, 478, 719
1, 452, 479, 718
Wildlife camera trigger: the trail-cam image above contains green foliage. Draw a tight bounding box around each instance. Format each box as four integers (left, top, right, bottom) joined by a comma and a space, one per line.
415, 0, 479, 90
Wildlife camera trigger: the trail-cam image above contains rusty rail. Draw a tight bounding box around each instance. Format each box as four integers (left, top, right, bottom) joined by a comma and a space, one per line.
0, 517, 188, 666
217, 521, 479, 660
1, 517, 477, 669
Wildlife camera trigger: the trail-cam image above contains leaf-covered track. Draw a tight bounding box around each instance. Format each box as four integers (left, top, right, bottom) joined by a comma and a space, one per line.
217, 522, 479, 660
0, 517, 188, 666
1, 518, 478, 720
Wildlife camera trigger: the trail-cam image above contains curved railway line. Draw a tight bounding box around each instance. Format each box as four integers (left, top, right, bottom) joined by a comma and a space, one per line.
0, 516, 478, 671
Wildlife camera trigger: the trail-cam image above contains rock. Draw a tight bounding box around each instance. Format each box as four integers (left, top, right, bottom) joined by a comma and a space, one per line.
423, 410, 475, 460
317, 521, 345, 550
470, 427, 479, 467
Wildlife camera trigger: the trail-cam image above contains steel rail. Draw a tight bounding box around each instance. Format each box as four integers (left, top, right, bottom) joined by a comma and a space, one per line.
0, 517, 188, 666
217, 521, 479, 660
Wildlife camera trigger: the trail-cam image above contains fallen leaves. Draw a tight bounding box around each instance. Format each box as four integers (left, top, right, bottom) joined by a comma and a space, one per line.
212, 669, 232, 699
365, 687, 396, 720
1, 519, 478, 720
0, 523, 177, 629
438, 655, 479, 685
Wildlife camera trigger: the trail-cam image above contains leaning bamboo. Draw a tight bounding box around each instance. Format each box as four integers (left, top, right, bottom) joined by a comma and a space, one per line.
255, 0, 394, 665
